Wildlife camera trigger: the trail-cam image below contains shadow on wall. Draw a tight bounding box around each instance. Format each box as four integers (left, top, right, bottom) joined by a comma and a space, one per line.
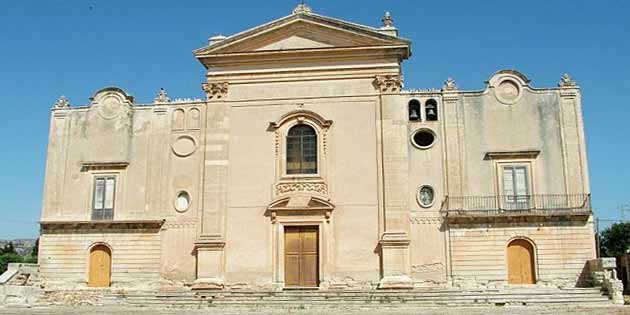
576, 261, 594, 288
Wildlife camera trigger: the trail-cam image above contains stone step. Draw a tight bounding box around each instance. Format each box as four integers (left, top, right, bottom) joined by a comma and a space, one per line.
94, 289, 604, 299
104, 291, 607, 301
95, 287, 612, 308
101, 296, 607, 304
100, 294, 611, 306
107, 297, 610, 308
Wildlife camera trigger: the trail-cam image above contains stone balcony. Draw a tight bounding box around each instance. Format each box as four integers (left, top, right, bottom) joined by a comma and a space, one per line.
440, 194, 592, 224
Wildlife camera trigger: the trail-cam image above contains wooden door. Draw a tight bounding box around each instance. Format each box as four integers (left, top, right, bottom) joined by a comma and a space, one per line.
88, 245, 111, 287
507, 239, 536, 284
284, 226, 318, 287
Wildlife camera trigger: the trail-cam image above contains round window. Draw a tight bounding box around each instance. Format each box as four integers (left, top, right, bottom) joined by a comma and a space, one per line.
175, 191, 191, 212
411, 129, 436, 149
417, 186, 435, 207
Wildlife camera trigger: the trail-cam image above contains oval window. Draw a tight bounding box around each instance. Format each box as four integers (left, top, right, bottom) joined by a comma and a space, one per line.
412, 129, 436, 149
175, 191, 190, 212
417, 186, 435, 207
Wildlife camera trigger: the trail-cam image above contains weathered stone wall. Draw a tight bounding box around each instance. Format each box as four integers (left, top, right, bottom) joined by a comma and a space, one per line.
448, 219, 596, 288
39, 230, 161, 290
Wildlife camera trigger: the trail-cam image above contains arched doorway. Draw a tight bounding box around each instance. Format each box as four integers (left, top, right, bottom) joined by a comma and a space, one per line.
88, 244, 111, 287
507, 239, 536, 284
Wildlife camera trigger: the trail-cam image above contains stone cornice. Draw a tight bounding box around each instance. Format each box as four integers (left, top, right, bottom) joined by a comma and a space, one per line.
40, 219, 165, 231
483, 150, 541, 160
197, 45, 409, 69
195, 240, 226, 250
81, 161, 129, 171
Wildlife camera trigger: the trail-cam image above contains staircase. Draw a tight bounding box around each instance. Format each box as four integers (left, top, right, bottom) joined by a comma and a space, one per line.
97, 287, 613, 309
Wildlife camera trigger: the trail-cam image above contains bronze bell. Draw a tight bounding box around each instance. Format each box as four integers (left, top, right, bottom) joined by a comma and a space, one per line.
409, 108, 419, 120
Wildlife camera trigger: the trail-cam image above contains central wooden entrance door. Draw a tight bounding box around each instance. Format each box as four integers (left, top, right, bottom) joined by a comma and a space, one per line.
284, 226, 319, 287
507, 239, 536, 284
88, 245, 111, 287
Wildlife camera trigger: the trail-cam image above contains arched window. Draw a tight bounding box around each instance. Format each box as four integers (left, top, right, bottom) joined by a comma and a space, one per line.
287, 124, 317, 174
425, 99, 438, 121
408, 99, 421, 121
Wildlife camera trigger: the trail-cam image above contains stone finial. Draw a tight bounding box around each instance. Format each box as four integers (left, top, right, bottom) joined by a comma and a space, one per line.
293, 3, 312, 14
558, 73, 577, 87
53, 95, 70, 108
442, 77, 459, 91
382, 11, 394, 28
154, 88, 170, 104
378, 11, 398, 36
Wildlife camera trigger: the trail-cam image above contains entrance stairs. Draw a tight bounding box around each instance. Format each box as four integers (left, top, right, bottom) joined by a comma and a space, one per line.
98, 287, 613, 308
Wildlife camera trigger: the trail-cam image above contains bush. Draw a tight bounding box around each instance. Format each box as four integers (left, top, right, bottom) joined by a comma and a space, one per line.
0, 253, 23, 274
600, 222, 630, 257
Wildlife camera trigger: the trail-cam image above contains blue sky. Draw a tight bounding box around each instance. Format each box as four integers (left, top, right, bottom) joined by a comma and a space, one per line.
0, 1, 628, 239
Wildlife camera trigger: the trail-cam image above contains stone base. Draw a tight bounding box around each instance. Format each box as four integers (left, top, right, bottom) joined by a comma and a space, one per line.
191, 278, 224, 290
377, 275, 413, 289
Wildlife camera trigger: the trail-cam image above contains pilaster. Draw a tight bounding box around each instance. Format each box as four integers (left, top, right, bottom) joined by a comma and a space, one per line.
441, 78, 464, 198
193, 241, 226, 290
195, 81, 230, 288
374, 74, 412, 289
557, 74, 587, 195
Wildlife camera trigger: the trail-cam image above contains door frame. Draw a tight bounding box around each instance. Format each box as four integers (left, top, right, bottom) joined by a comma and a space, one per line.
505, 237, 538, 285
86, 242, 113, 287
272, 219, 329, 290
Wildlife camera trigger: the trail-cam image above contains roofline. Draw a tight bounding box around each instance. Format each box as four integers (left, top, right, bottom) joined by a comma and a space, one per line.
193, 11, 410, 57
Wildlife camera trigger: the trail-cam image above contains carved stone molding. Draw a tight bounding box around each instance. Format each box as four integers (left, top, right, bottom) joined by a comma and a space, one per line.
269, 109, 333, 157
162, 221, 197, 229
558, 73, 577, 87
276, 182, 328, 195
266, 194, 334, 224
373, 75, 403, 93
442, 77, 458, 91
409, 217, 443, 225
202, 81, 229, 99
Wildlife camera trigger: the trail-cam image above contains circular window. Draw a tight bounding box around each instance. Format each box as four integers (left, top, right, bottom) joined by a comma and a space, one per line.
174, 191, 191, 213
411, 129, 436, 149
417, 186, 435, 207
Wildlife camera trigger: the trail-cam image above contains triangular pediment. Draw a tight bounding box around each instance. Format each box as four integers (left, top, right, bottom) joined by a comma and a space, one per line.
195, 12, 410, 57
255, 34, 334, 51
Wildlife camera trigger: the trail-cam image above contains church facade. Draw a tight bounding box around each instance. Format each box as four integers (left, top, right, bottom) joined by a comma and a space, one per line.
39, 5, 596, 291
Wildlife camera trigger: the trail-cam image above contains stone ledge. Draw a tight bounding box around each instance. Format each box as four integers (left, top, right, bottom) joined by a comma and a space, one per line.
40, 220, 165, 231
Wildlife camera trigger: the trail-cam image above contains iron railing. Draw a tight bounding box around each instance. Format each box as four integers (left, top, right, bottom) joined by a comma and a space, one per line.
442, 194, 591, 216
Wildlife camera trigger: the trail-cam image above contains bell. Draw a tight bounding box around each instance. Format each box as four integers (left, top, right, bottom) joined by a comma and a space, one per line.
409, 109, 419, 120
427, 108, 437, 120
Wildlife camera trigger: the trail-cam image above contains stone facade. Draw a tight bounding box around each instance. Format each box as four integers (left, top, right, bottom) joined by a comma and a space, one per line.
39, 5, 596, 291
